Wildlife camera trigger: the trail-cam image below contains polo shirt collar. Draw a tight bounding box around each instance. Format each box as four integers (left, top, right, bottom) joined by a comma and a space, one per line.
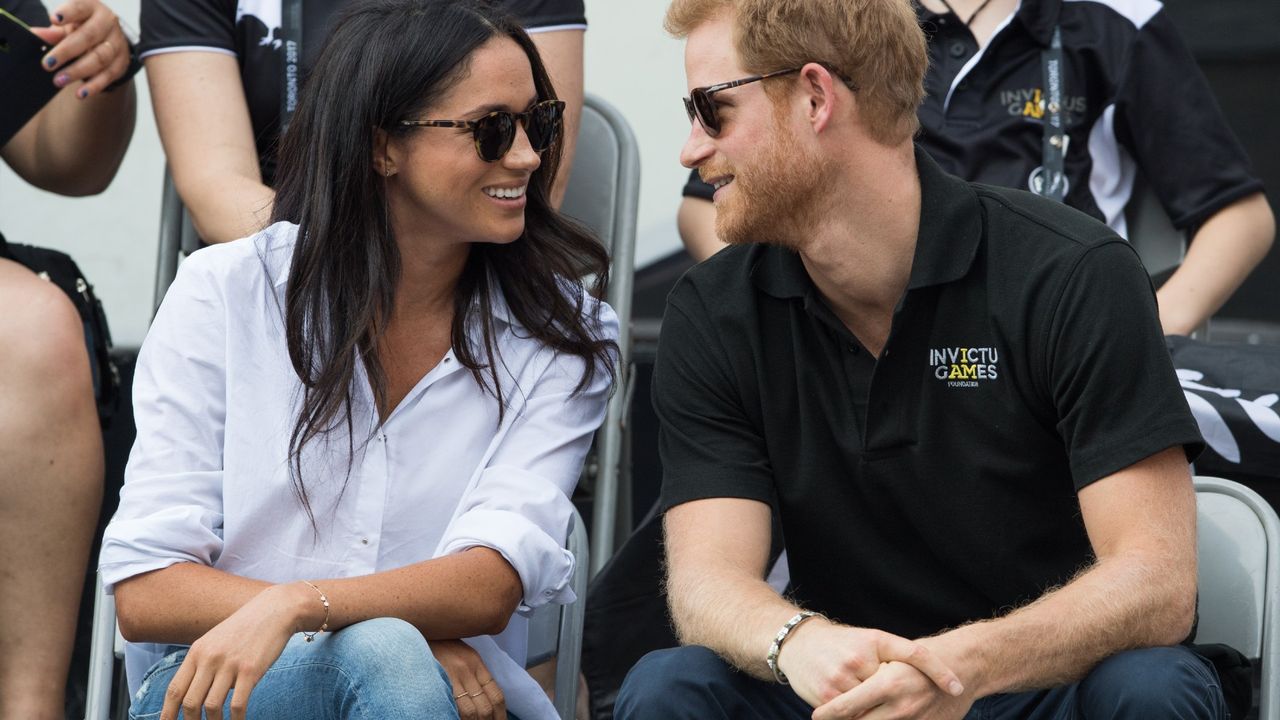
909, 146, 983, 289
913, 0, 1061, 47
753, 146, 982, 298
1017, 0, 1063, 47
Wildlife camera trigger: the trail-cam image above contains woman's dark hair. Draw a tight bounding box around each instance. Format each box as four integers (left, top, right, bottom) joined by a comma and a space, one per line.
270, 0, 615, 527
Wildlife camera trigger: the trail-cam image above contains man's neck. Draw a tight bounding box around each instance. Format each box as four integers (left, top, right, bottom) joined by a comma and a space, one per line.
798, 143, 921, 356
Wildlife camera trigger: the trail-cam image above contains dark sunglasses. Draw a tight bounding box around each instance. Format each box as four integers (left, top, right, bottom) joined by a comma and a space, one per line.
682, 66, 858, 137
400, 99, 565, 162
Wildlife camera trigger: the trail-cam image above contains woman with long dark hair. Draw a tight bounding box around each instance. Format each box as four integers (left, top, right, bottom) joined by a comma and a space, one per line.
99, 1, 617, 718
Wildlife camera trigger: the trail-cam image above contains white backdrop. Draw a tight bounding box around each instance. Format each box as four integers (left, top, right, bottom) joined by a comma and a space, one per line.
0, 1, 693, 346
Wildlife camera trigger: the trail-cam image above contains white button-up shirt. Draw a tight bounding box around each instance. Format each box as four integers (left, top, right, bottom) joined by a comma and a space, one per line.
100, 222, 617, 720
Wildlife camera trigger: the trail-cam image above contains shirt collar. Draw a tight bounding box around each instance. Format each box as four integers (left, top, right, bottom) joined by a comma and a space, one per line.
1017, 0, 1062, 47
914, 0, 1059, 47
753, 146, 982, 300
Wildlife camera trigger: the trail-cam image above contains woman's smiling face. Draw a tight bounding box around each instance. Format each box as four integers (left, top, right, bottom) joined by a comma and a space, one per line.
383, 35, 544, 248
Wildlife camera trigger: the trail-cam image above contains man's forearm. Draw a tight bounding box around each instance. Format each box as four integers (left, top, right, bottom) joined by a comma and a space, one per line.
668, 565, 804, 680
1156, 192, 1275, 336
925, 550, 1196, 698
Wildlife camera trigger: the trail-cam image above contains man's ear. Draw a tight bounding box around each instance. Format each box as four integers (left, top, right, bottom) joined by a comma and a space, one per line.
799, 62, 842, 134
372, 128, 396, 177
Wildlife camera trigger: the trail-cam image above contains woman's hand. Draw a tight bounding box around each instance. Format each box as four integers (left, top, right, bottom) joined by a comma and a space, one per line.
160, 583, 313, 720
30, 0, 131, 98
431, 639, 507, 720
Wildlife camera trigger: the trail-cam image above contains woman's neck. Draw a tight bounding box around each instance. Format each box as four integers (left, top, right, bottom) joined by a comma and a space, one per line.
387, 217, 472, 319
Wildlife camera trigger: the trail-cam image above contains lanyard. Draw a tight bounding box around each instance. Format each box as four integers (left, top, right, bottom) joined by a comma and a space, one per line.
280, 0, 303, 135
1038, 26, 1068, 202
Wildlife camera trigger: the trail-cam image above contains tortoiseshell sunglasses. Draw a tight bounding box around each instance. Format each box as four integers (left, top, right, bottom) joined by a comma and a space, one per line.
400, 99, 565, 162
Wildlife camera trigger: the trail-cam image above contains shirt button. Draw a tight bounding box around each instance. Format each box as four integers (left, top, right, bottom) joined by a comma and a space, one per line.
957, 79, 971, 92
949, 42, 967, 59
361, 538, 369, 545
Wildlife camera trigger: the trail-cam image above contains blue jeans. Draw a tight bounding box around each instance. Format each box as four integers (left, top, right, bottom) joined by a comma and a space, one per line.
615, 644, 1227, 720
129, 618, 461, 719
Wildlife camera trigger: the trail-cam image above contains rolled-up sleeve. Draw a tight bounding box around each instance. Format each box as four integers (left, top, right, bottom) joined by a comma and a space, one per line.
99, 252, 229, 593
438, 300, 618, 612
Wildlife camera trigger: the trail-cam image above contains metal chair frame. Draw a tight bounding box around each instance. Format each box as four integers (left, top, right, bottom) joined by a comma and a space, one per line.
1193, 475, 1280, 719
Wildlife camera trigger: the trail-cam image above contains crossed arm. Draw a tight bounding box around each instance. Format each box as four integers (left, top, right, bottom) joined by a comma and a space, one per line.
147, 29, 584, 244
665, 444, 1198, 720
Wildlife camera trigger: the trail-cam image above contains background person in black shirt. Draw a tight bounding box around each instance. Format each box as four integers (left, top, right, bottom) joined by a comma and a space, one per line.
615, 0, 1218, 718
0, 0, 135, 716
676, 0, 1274, 338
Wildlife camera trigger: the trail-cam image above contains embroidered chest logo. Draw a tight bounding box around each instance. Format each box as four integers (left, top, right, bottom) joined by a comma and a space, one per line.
999, 88, 1087, 120
929, 347, 1000, 388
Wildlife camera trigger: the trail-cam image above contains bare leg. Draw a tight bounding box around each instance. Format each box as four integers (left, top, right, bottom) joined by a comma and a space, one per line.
0, 258, 103, 720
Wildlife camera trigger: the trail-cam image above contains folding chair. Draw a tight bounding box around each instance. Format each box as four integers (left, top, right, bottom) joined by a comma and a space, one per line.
151, 94, 640, 574
1194, 475, 1280, 719
559, 94, 640, 574
84, 507, 590, 720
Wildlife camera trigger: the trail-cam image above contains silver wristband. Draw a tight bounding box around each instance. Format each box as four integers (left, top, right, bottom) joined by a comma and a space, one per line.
766, 610, 820, 684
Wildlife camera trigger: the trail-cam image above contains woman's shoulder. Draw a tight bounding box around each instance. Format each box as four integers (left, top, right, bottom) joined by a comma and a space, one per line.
175, 221, 297, 296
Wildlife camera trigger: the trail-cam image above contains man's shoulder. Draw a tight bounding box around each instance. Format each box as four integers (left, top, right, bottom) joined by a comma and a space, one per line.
973, 182, 1124, 256
1061, 0, 1164, 32
668, 243, 769, 313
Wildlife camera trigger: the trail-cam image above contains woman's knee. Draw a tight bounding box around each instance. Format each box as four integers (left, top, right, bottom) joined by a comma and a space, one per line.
1078, 646, 1227, 719
324, 618, 457, 717
0, 260, 93, 401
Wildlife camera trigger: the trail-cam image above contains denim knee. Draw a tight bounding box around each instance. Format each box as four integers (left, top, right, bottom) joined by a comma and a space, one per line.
616, 646, 739, 720
1078, 646, 1226, 719
327, 618, 456, 717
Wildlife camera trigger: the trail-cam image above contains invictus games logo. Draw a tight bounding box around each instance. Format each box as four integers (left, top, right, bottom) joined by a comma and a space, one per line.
929, 346, 999, 388
1000, 88, 1086, 120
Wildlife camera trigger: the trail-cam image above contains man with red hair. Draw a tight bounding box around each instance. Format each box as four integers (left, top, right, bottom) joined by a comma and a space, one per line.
616, 1, 1224, 718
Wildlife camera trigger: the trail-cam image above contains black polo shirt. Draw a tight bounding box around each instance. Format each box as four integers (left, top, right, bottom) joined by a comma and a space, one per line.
655, 148, 1203, 640
916, 0, 1262, 234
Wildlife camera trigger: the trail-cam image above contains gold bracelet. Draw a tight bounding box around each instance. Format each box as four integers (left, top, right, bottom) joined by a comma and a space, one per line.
300, 580, 330, 643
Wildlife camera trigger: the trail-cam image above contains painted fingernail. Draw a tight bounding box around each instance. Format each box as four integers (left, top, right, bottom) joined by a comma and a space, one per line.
78, 87, 89, 99
45, 56, 57, 68
54, 73, 69, 87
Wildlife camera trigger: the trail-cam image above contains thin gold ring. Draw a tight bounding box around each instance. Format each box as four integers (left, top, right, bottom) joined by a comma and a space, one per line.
467, 690, 484, 698
480, 678, 494, 686
454, 691, 468, 699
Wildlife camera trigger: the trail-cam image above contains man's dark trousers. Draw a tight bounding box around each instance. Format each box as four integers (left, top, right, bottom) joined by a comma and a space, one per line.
614, 644, 1227, 719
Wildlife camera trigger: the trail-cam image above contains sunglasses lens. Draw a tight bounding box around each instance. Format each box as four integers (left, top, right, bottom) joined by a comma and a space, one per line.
692, 90, 720, 136
526, 102, 562, 152
476, 113, 515, 162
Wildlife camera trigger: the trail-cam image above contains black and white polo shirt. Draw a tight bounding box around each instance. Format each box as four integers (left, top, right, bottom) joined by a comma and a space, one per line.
916, 0, 1263, 236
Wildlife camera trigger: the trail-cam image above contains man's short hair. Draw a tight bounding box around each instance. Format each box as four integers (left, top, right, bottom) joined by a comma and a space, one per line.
665, 0, 927, 145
